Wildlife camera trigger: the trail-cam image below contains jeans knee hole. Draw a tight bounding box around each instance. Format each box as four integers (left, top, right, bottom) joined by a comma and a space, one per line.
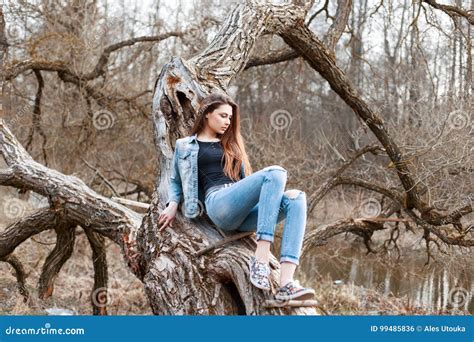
284, 190, 304, 200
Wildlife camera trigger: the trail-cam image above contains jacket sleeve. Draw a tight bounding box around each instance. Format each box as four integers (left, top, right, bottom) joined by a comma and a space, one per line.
166, 144, 183, 207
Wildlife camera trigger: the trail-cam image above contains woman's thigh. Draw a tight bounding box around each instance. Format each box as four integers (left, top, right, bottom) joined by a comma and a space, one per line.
204, 165, 286, 230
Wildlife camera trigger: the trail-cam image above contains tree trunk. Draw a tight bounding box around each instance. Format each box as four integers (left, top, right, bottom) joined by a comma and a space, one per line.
138, 1, 320, 315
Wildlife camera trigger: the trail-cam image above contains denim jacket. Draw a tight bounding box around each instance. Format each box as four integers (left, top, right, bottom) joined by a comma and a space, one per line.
166, 133, 246, 218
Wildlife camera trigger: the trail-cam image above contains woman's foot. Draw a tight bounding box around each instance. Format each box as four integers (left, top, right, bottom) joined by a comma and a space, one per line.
249, 256, 271, 291
275, 280, 315, 300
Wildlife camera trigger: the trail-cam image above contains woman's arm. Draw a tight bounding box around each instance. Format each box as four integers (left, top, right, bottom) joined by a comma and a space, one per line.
165, 144, 183, 207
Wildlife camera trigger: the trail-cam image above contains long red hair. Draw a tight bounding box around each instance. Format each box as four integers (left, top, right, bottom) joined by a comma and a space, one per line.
190, 93, 252, 180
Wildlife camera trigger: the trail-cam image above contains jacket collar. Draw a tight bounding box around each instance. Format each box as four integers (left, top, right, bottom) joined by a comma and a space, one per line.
189, 133, 223, 143
188, 133, 198, 144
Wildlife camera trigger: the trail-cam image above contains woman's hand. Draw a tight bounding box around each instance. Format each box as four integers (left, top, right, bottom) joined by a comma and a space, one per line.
158, 202, 178, 231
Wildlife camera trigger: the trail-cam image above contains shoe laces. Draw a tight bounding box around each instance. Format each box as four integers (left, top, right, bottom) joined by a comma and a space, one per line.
283, 279, 301, 290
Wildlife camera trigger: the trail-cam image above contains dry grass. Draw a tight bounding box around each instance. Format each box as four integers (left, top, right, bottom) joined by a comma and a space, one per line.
305, 273, 470, 315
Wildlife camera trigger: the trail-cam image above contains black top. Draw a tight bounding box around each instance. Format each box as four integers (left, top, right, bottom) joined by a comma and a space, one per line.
197, 140, 236, 195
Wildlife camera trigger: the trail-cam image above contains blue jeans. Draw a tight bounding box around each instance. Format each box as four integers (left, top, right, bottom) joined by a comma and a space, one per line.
204, 165, 307, 265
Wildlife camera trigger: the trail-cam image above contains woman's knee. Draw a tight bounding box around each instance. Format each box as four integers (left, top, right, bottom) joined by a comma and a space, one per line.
284, 189, 305, 201
281, 189, 306, 213
263, 166, 287, 187
263, 165, 287, 173
262, 165, 287, 182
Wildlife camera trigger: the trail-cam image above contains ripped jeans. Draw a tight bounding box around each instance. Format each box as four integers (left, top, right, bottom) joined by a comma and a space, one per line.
204, 165, 307, 265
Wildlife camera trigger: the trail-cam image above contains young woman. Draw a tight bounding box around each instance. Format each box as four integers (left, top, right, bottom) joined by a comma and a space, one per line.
158, 93, 315, 301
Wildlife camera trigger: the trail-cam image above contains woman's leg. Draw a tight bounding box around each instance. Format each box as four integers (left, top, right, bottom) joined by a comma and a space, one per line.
237, 189, 307, 286
204, 165, 287, 244
255, 240, 271, 263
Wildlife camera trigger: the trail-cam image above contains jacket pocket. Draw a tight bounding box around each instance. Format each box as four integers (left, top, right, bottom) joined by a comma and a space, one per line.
178, 150, 192, 174
178, 149, 191, 159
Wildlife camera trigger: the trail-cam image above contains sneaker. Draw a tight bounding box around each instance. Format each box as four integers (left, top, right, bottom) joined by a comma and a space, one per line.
249, 256, 271, 291
275, 280, 315, 301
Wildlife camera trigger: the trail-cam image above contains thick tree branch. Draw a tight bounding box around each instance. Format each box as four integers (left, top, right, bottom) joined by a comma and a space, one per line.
38, 222, 76, 300
323, 0, 352, 52
305, 0, 331, 26
404, 209, 474, 247
3, 32, 184, 81
0, 208, 57, 259
3, 60, 69, 81
0, 168, 14, 184
83, 32, 184, 80
423, 0, 474, 25
25, 69, 47, 162
84, 228, 109, 315
335, 176, 405, 205
302, 218, 385, 256
244, 47, 299, 69
0, 119, 144, 276
188, 2, 305, 90
244, 0, 351, 70
0, 254, 30, 302
0, 8, 7, 65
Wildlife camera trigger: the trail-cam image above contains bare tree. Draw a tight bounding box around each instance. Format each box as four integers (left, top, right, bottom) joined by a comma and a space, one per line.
1, 0, 472, 315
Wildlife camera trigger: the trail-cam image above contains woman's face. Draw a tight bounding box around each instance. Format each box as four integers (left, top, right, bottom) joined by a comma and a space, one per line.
205, 104, 233, 135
